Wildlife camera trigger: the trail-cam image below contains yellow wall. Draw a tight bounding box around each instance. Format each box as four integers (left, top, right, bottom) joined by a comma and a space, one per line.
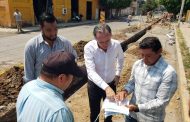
0, 0, 34, 27
79, 0, 86, 20
0, 0, 11, 27
9, 0, 35, 26
53, 0, 71, 22
79, 0, 99, 20
0, 0, 99, 27
186, 10, 190, 22
92, 0, 99, 20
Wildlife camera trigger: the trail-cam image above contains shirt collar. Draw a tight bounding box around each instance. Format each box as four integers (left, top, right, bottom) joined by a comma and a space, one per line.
36, 78, 64, 95
38, 33, 58, 44
153, 56, 163, 68
39, 33, 44, 44
143, 56, 164, 69
95, 39, 112, 51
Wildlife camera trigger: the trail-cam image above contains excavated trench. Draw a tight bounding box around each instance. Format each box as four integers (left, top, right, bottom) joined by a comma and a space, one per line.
0, 19, 160, 122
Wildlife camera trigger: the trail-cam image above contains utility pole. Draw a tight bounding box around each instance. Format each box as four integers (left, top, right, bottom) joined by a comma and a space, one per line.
178, 0, 186, 27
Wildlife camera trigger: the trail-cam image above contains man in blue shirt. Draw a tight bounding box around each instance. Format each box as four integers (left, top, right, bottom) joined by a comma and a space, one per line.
116, 37, 177, 122
17, 51, 86, 122
24, 13, 77, 83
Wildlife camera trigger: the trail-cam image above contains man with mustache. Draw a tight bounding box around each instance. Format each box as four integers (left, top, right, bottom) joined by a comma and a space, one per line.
116, 37, 177, 122
24, 13, 77, 83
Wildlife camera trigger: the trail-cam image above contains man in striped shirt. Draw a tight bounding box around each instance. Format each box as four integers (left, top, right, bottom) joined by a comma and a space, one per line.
17, 51, 86, 122
116, 37, 177, 122
24, 13, 77, 83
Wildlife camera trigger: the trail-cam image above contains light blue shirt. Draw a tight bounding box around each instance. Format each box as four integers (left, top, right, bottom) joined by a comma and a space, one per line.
16, 78, 74, 122
125, 57, 177, 122
24, 34, 77, 82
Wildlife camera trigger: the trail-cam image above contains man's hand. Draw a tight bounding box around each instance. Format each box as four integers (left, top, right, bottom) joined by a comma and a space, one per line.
115, 90, 128, 101
126, 104, 139, 112
105, 86, 115, 100
114, 75, 120, 86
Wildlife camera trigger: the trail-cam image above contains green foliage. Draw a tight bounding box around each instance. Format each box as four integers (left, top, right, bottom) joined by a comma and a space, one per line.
141, 0, 158, 14
159, 0, 190, 15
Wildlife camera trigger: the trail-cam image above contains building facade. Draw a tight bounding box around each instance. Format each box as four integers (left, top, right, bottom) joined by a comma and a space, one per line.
0, 0, 99, 27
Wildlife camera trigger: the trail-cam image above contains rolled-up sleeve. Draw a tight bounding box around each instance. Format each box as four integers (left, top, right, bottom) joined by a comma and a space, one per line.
84, 45, 109, 90
115, 44, 124, 76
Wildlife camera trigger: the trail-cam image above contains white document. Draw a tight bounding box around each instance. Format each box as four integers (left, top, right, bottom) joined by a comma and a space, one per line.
102, 98, 129, 117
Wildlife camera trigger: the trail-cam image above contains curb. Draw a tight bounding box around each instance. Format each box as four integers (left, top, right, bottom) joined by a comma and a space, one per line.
175, 26, 190, 122
24, 21, 98, 33
0, 21, 98, 34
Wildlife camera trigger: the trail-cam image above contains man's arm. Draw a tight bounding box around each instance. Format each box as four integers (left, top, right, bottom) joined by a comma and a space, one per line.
24, 42, 35, 82
48, 108, 74, 122
115, 43, 124, 77
124, 62, 137, 94
137, 70, 177, 112
84, 45, 109, 90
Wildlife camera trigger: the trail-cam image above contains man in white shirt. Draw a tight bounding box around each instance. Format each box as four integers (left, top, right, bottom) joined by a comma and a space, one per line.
84, 23, 124, 122
13, 9, 23, 33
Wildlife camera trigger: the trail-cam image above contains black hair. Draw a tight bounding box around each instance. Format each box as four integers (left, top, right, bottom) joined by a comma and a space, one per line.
39, 13, 57, 27
40, 67, 70, 80
139, 37, 162, 53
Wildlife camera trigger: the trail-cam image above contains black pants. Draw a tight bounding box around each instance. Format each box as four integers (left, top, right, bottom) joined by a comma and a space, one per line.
125, 115, 164, 122
87, 80, 116, 122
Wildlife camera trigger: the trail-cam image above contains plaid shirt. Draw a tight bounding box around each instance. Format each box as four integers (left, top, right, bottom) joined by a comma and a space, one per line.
125, 57, 177, 122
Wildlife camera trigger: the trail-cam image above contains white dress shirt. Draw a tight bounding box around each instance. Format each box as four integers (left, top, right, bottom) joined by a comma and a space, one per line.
84, 39, 124, 90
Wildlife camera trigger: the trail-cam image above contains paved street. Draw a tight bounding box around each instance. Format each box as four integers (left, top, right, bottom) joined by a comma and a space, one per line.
0, 21, 139, 69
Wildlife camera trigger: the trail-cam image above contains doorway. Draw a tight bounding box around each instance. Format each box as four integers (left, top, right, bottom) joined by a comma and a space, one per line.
33, 0, 53, 23
71, 0, 79, 18
86, 1, 92, 20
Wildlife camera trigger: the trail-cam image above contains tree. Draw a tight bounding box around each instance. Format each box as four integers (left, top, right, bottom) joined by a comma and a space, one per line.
159, 0, 190, 16
141, 0, 158, 14
99, 0, 132, 18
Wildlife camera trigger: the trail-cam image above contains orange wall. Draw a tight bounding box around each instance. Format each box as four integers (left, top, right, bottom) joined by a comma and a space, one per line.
0, 0, 11, 27
0, 0, 34, 27
0, 0, 99, 27
53, 0, 71, 22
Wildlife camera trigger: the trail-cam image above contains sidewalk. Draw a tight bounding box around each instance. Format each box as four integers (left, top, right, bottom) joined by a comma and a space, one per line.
0, 20, 98, 33
180, 22, 190, 50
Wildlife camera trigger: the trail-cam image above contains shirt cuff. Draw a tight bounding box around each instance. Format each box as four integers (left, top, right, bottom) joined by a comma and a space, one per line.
137, 104, 146, 112
124, 86, 133, 94
115, 70, 121, 76
101, 82, 109, 90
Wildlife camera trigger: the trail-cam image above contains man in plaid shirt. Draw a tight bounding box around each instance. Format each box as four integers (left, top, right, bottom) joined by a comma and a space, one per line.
116, 37, 177, 122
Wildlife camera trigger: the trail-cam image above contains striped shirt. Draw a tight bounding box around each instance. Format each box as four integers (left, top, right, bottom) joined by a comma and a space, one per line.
24, 34, 77, 82
16, 78, 74, 122
125, 57, 177, 122
84, 39, 124, 90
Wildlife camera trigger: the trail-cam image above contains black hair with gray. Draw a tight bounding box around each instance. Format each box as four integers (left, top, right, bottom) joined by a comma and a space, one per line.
39, 13, 57, 27
40, 68, 70, 80
93, 23, 112, 37
139, 37, 162, 53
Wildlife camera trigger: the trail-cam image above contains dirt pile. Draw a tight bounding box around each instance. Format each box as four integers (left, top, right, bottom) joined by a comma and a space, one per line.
122, 25, 141, 33
0, 66, 24, 117
73, 40, 88, 62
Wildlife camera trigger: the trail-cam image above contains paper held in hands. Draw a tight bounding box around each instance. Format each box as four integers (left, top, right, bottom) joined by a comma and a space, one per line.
102, 98, 130, 118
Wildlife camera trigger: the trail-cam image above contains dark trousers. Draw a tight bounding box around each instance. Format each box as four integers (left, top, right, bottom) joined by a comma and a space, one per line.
125, 116, 137, 122
125, 115, 164, 122
88, 80, 116, 122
